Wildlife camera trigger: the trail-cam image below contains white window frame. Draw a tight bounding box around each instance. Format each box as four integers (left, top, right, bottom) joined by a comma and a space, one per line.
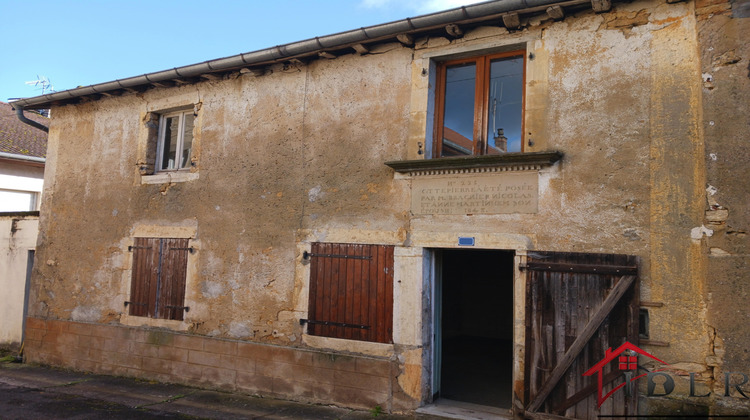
156, 110, 194, 172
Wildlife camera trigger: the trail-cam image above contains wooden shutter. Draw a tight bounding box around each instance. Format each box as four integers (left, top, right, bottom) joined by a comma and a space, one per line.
129, 237, 190, 321
523, 251, 639, 419
158, 238, 189, 321
307, 243, 394, 343
129, 238, 159, 317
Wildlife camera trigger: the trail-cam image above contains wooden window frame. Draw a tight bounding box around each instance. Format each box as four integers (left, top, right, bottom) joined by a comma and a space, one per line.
128, 237, 190, 321
433, 50, 526, 158
156, 109, 194, 172
306, 242, 394, 344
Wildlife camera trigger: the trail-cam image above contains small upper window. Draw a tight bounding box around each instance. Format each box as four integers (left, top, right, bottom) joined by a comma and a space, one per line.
434, 51, 525, 157
157, 110, 195, 171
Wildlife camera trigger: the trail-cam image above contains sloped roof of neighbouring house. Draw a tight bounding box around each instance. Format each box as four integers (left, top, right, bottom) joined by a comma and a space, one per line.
0, 101, 48, 159
8, 0, 607, 110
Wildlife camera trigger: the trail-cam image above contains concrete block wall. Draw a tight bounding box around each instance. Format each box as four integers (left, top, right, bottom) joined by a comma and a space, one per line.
24, 318, 396, 411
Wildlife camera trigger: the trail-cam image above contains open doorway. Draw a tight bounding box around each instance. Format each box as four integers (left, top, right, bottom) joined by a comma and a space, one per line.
434, 249, 515, 408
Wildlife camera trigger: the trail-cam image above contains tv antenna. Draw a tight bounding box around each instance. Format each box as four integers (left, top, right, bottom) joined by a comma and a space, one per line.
25, 75, 55, 94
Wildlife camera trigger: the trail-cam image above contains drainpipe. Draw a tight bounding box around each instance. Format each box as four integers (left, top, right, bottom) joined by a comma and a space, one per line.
13, 105, 49, 133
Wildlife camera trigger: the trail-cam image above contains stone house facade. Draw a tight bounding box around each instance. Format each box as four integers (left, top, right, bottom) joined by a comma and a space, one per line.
10, 0, 749, 418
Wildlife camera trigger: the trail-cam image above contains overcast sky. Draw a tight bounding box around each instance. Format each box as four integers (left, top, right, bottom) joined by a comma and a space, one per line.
0, 0, 482, 102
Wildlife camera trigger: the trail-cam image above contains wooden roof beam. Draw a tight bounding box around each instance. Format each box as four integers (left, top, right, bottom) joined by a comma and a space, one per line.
396, 33, 414, 46
352, 43, 369, 55
150, 80, 174, 88
502, 13, 521, 29
591, 0, 611, 12
445, 24, 463, 38
200, 73, 221, 81
546, 5, 565, 20
239, 68, 267, 77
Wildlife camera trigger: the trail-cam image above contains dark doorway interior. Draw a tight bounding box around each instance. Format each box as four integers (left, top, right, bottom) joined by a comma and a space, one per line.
440, 249, 514, 408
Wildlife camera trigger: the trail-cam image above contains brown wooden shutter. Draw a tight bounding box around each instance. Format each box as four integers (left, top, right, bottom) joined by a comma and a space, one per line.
307, 243, 394, 343
129, 238, 159, 317
523, 251, 639, 419
158, 238, 189, 321
129, 237, 190, 321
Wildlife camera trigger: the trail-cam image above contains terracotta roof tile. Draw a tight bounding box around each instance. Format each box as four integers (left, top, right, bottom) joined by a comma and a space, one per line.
0, 101, 48, 158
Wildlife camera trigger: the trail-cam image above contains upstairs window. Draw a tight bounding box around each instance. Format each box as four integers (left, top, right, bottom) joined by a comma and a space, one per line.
157, 110, 195, 171
434, 51, 525, 157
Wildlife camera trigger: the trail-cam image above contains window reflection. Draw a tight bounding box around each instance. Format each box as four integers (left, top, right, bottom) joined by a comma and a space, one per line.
181, 114, 195, 168
162, 116, 180, 170
436, 51, 524, 158
443, 63, 476, 157
487, 57, 523, 154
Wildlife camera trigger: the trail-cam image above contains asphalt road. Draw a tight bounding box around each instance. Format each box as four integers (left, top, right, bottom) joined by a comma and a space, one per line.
0, 360, 436, 420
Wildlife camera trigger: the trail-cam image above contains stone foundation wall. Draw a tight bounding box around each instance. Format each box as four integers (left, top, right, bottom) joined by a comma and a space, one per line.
24, 318, 397, 411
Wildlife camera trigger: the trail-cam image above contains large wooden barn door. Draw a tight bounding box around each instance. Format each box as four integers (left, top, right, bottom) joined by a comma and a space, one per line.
523, 251, 639, 420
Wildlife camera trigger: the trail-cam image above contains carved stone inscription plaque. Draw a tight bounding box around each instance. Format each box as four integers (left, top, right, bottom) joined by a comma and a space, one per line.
412, 172, 538, 215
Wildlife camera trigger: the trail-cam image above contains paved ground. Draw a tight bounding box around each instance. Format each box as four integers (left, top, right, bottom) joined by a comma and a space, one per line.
0, 356, 440, 420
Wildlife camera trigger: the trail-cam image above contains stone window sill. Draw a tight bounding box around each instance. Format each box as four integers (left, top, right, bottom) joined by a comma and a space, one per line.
120, 314, 189, 331
141, 170, 199, 185
385, 151, 563, 176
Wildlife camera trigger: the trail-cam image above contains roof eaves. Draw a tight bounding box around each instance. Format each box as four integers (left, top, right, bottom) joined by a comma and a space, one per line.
8, 0, 594, 109
0, 151, 46, 164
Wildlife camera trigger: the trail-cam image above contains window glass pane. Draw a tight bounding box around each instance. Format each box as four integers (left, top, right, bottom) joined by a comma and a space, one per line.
0, 190, 36, 211
442, 63, 476, 157
487, 56, 523, 153
161, 116, 180, 170
180, 113, 195, 169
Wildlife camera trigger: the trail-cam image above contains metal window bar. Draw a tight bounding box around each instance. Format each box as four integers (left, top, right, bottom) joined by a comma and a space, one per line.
164, 305, 190, 312
302, 251, 371, 261
170, 246, 195, 253
128, 245, 153, 252
299, 319, 370, 330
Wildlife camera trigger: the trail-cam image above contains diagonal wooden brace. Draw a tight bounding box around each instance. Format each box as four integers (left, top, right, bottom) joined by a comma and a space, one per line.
526, 275, 637, 414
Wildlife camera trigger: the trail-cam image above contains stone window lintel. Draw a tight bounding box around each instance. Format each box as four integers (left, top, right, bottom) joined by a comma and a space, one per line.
385, 151, 562, 176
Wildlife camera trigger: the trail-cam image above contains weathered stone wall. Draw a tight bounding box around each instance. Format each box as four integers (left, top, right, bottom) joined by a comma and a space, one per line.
697, 0, 750, 412
409, 0, 708, 365
32, 47, 412, 339
26, 0, 747, 414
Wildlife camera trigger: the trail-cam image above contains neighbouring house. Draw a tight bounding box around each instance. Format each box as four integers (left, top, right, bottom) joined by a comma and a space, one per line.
0, 101, 46, 212
0, 213, 38, 350
0, 101, 47, 350
9, 0, 749, 418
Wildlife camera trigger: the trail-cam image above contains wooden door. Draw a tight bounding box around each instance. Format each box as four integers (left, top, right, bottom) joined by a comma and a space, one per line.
523, 251, 639, 419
